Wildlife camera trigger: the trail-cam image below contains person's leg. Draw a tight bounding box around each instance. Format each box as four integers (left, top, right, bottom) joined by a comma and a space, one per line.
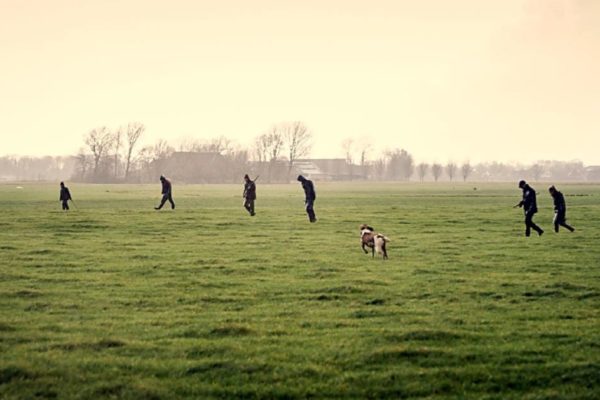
156, 194, 168, 210
244, 199, 253, 215
528, 212, 543, 236
249, 199, 255, 216
524, 213, 532, 237
168, 194, 175, 209
557, 211, 574, 232
553, 212, 560, 232
62, 200, 69, 210
306, 200, 316, 222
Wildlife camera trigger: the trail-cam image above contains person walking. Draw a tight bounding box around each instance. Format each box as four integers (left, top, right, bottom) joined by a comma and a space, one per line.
549, 185, 575, 233
155, 175, 175, 210
516, 180, 543, 237
297, 175, 317, 222
243, 174, 256, 216
59, 181, 72, 211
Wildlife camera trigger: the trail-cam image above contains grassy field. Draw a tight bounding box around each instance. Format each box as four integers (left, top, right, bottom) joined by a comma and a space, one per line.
1, 182, 599, 399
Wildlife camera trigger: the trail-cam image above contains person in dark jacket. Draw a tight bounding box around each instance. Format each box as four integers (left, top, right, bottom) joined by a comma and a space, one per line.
155, 175, 175, 210
59, 181, 72, 211
549, 185, 575, 233
243, 174, 256, 216
516, 180, 543, 237
297, 175, 317, 222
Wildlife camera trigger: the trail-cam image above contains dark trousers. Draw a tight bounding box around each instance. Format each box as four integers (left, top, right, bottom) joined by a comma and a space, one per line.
157, 193, 175, 209
524, 211, 543, 236
554, 211, 574, 232
305, 199, 316, 222
61, 200, 69, 210
244, 198, 255, 215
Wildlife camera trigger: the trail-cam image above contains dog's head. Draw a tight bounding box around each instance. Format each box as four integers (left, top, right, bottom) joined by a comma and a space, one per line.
360, 224, 374, 232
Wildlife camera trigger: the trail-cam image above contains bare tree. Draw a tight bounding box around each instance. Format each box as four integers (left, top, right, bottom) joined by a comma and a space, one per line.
253, 134, 269, 162
372, 158, 386, 180
431, 163, 443, 182
112, 128, 122, 179
342, 138, 354, 180
446, 162, 457, 181
386, 149, 414, 181
461, 161, 472, 182
124, 122, 145, 180
529, 163, 543, 181
203, 135, 233, 154
417, 162, 429, 182
341, 138, 353, 162
282, 121, 312, 176
74, 148, 90, 181
255, 129, 284, 182
153, 139, 174, 160
84, 127, 114, 179
177, 137, 201, 152
356, 138, 372, 180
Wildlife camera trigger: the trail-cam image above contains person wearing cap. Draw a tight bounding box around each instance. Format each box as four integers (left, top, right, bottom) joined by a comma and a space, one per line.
516, 180, 543, 237
242, 174, 256, 216
59, 181, 72, 211
155, 175, 175, 210
297, 175, 317, 222
548, 185, 575, 233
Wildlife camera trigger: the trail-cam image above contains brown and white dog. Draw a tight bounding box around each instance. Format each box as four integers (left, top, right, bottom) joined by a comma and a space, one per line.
360, 224, 390, 259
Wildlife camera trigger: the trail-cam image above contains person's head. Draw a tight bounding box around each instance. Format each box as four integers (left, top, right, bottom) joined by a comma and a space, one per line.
60, 181, 64, 187
518, 180, 526, 189
244, 174, 250, 182
297, 175, 305, 182
548, 185, 557, 195
159, 175, 165, 181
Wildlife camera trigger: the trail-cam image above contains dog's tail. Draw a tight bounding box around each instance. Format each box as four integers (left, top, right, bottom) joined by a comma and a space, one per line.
376, 234, 390, 242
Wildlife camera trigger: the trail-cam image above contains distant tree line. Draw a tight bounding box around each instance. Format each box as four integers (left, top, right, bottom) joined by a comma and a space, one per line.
1, 124, 598, 182
0, 155, 77, 181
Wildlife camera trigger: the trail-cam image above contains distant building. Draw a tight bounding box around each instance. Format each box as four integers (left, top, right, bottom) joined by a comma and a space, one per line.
586, 166, 600, 181
294, 159, 366, 181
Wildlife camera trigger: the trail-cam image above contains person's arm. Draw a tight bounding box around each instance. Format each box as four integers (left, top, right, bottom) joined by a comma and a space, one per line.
558, 194, 566, 212
526, 192, 536, 212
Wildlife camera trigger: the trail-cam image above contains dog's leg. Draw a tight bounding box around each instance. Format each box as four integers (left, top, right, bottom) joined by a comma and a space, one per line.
361, 242, 368, 254
382, 243, 388, 260
372, 245, 375, 258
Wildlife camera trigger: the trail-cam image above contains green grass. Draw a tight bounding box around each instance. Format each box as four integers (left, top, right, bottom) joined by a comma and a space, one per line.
1, 182, 599, 399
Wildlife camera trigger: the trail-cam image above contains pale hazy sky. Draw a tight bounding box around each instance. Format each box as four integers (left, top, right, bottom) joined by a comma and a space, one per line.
1, 0, 598, 164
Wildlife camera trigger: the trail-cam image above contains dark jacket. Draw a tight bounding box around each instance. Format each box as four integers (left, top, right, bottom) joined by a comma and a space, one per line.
243, 180, 256, 200
552, 191, 566, 213
299, 177, 316, 202
59, 186, 71, 201
161, 178, 172, 195
519, 184, 537, 213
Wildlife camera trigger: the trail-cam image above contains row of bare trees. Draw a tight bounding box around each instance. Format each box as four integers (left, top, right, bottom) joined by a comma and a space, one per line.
0, 156, 77, 181
414, 162, 472, 182
2, 122, 593, 183
252, 121, 313, 181
74, 121, 313, 183
76, 123, 145, 182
